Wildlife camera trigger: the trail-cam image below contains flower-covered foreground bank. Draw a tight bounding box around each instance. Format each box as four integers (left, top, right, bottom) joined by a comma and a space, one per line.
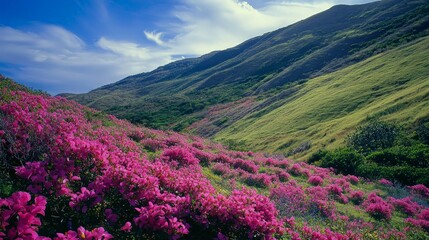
0, 78, 428, 239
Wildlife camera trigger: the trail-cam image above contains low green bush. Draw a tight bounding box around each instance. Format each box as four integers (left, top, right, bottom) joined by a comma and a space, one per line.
319, 148, 363, 175
311, 120, 429, 186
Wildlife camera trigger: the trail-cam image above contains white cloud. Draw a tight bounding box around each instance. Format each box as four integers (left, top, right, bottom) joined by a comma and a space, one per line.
0, 25, 172, 94
97, 37, 150, 59
158, 0, 332, 55
144, 31, 165, 46
0, 0, 339, 94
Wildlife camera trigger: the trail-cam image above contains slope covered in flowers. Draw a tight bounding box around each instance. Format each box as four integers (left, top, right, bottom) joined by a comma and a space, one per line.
1, 78, 428, 239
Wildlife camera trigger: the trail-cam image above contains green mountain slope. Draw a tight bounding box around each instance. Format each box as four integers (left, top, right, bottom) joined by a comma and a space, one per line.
63, 0, 429, 131
215, 36, 429, 159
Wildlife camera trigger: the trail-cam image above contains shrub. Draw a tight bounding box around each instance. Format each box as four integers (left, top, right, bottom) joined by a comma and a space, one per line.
0, 191, 47, 239
366, 202, 393, 221
212, 163, 235, 178
320, 148, 364, 175
347, 175, 360, 185
278, 171, 290, 182
327, 184, 343, 196
308, 176, 324, 186
410, 184, 429, 198
390, 197, 421, 216
270, 184, 307, 217
347, 121, 399, 154
379, 178, 393, 186
160, 147, 199, 167
244, 173, 272, 188
406, 209, 429, 232
232, 158, 259, 173
357, 164, 429, 186
364, 192, 393, 221
366, 145, 429, 168
349, 190, 365, 205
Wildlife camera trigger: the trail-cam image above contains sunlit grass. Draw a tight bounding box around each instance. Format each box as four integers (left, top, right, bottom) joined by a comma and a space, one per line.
216, 37, 429, 160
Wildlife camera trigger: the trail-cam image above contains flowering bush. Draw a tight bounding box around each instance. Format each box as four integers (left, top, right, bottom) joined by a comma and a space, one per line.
160, 146, 200, 167
244, 173, 272, 188
347, 175, 360, 185
278, 171, 290, 182
349, 190, 365, 205
0, 81, 428, 239
0, 192, 46, 239
390, 197, 421, 216
406, 209, 429, 231
270, 184, 307, 217
410, 184, 429, 198
364, 192, 393, 221
308, 176, 324, 186
379, 178, 394, 186
232, 158, 259, 173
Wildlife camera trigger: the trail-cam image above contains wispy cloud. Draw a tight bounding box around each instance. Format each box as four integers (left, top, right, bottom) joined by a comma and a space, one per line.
144, 31, 165, 46
0, 25, 172, 94
159, 0, 332, 55
0, 0, 343, 94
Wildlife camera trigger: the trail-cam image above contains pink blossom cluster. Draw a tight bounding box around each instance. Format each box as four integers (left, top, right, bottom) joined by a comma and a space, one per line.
308, 176, 324, 186
0, 89, 284, 238
1, 82, 429, 239
364, 192, 394, 221
0, 192, 47, 239
349, 190, 365, 205
379, 178, 394, 186
406, 209, 429, 231
389, 197, 422, 216
55, 227, 113, 240
410, 184, 429, 198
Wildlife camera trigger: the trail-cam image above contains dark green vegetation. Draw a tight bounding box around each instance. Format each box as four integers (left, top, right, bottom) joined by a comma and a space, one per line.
309, 121, 429, 186
64, 0, 429, 131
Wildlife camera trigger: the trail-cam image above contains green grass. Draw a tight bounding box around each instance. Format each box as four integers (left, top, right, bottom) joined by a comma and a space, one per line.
65, 1, 429, 137
215, 37, 429, 160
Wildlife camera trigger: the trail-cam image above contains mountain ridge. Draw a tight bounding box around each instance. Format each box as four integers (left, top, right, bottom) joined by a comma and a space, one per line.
63, 0, 429, 156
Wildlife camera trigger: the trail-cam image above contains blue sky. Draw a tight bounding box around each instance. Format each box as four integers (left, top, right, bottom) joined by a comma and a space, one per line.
0, 0, 377, 94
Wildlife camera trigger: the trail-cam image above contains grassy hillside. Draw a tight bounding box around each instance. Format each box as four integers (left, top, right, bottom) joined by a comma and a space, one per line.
63, 0, 429, 131
215, 36, 429, 159
2, 78, 429, 239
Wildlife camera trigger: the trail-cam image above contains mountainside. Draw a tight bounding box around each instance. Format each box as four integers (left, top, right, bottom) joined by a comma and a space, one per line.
2, 79, 429, 239
214, 36, 429, 158
63, 0, 429, 132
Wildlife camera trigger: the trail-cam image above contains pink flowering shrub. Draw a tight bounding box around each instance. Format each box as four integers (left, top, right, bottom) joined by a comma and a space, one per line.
244, 173, 272, 188
379, 178, 394, 186
349, 190, 365, 205
308, 176, 324, 186
406, 209, 429, 231
290, 164, 303, 176
160, 146, 199, 167
1, 81, 428, 239
327, 184, 343, 196
0, 192, 46, 239
141, 138, 166, 151
389, 197, 421, 216
232, 158, 259, 173
270, 184, 307, 217
192, 148, 215, 165
278, 171, 290, 182
364, 192, 393, 221
0, 86, 287, 239
410, 184, 429, 198
347, 175, 360, 185
332, 177, 351, 191
55, 226, 113, 239
212, 163, 236, 177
